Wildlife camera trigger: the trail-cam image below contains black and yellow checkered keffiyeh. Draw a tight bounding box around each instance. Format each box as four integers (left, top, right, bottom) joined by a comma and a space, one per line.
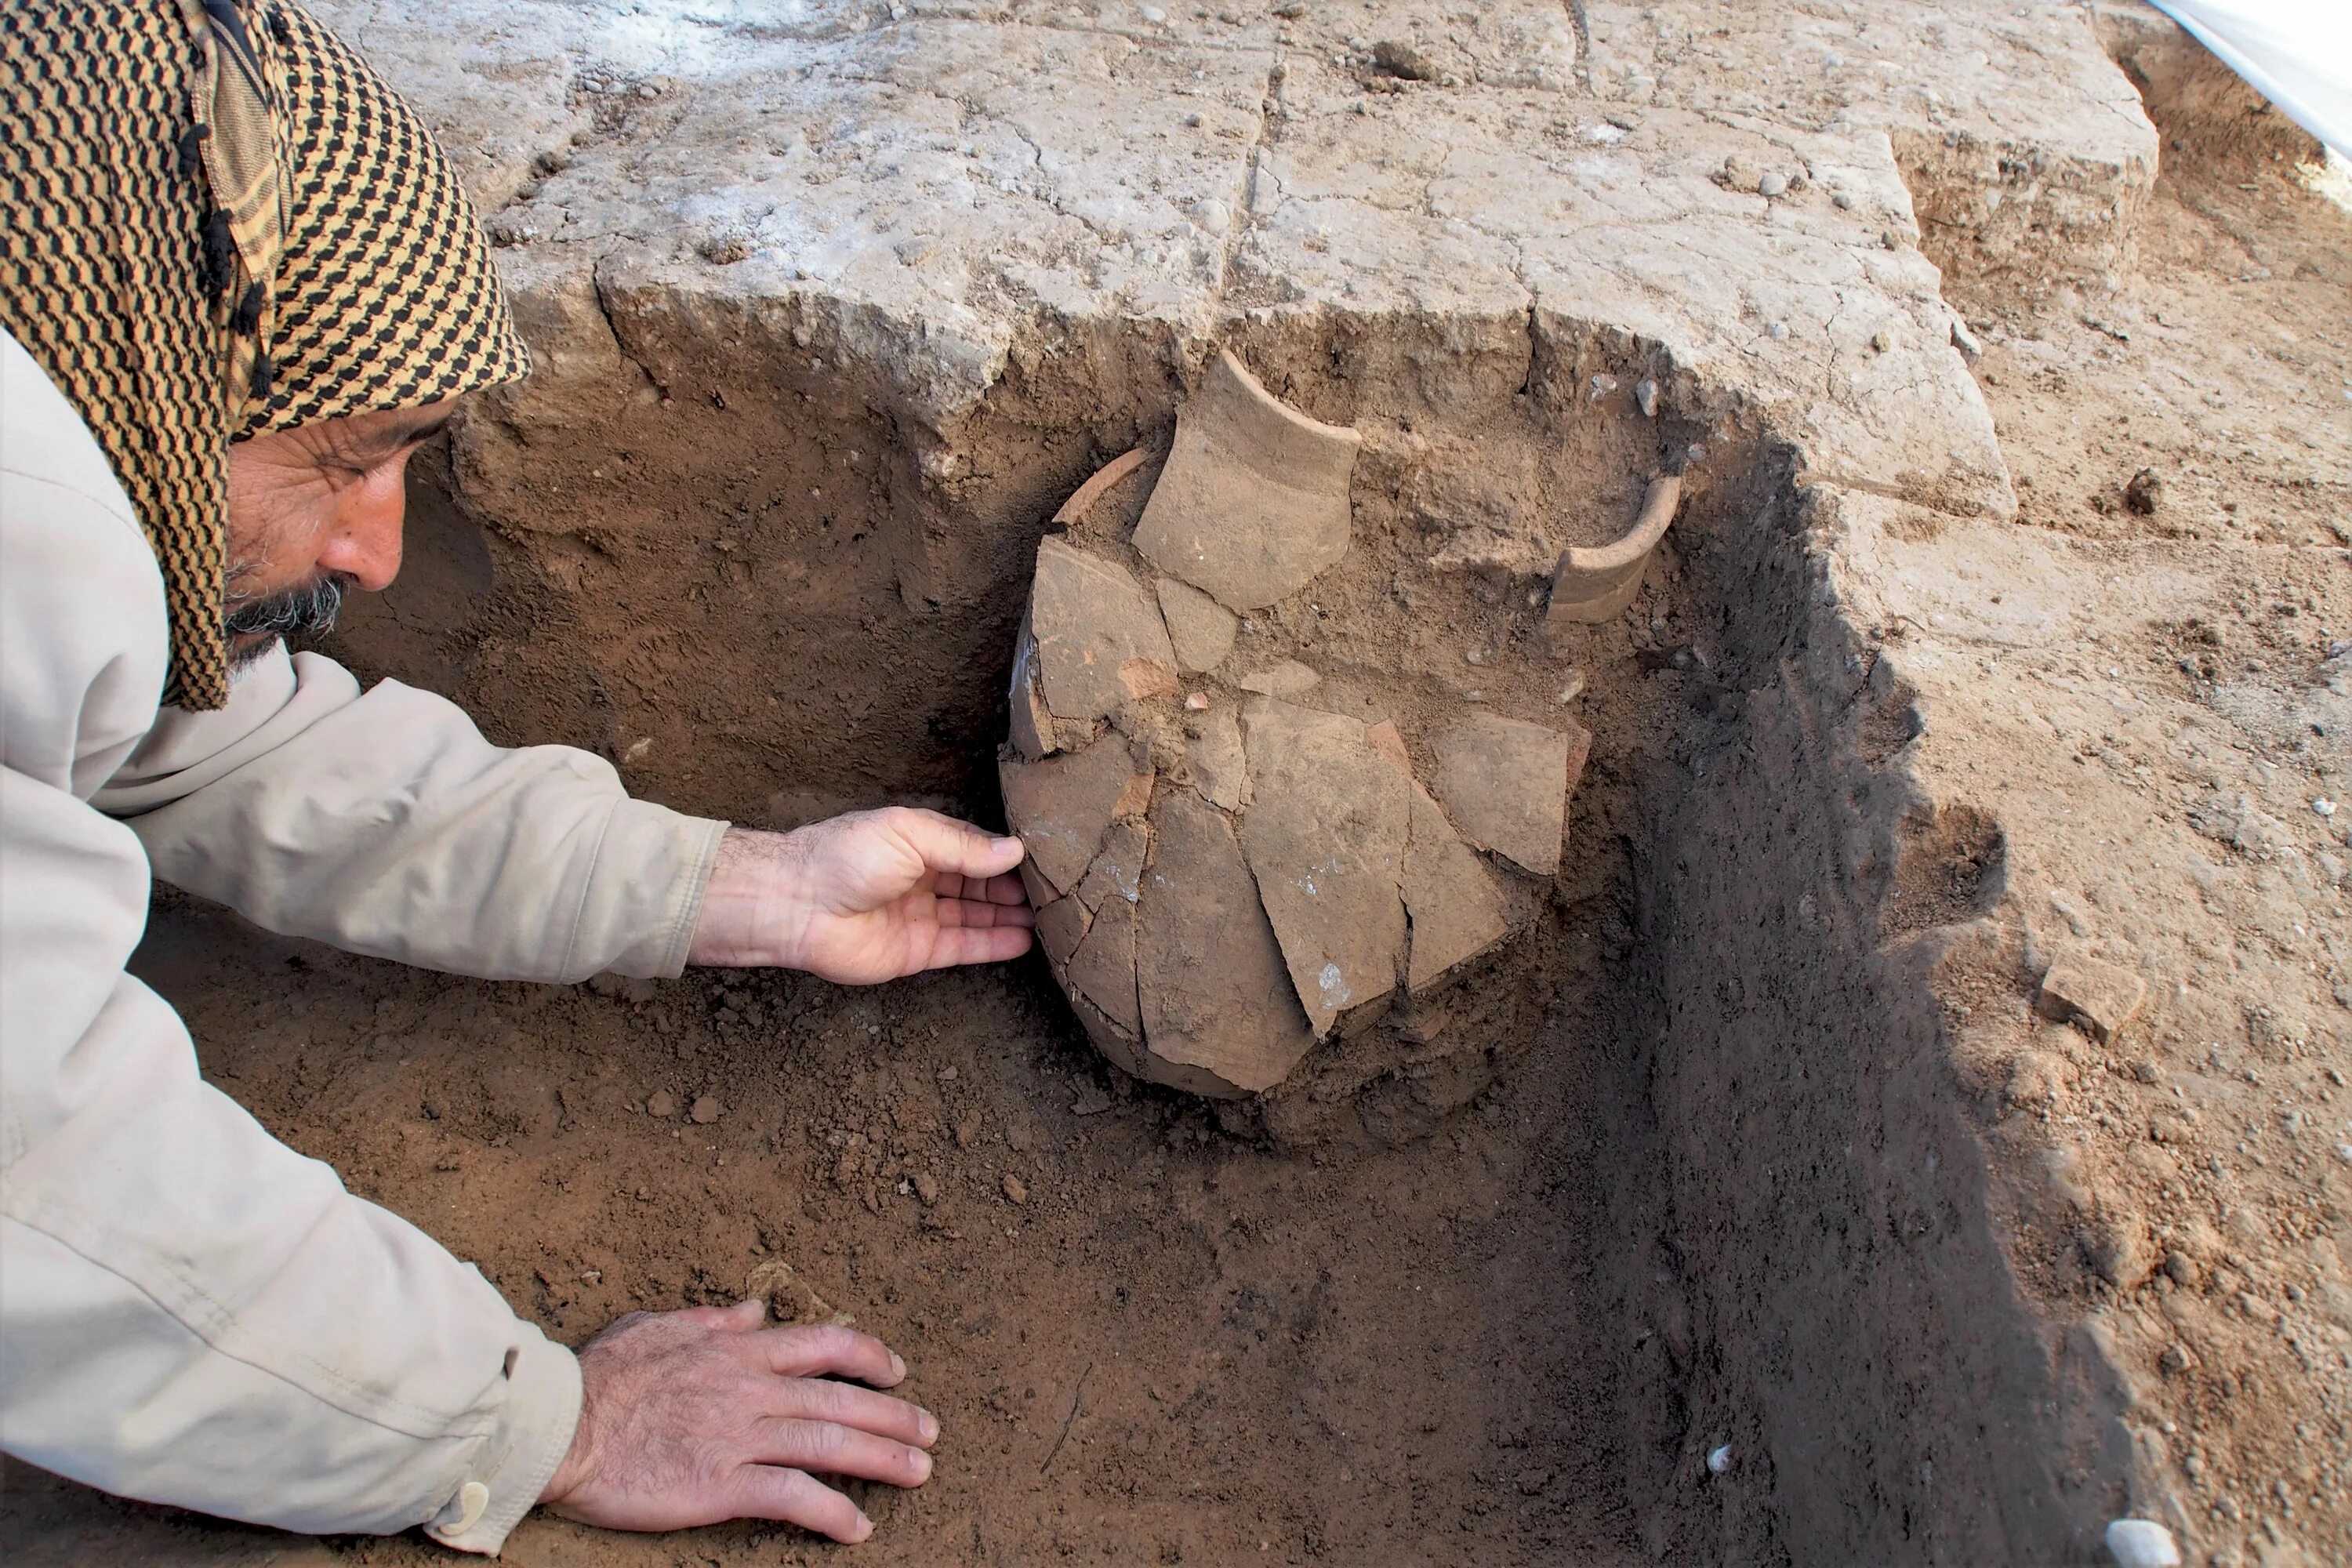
0, 0, 528, 709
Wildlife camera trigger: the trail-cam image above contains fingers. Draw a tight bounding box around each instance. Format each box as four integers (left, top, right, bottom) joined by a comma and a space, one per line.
762, 1377, 938, 1448
725, 1465, 872, 1544
752, 1417, 935, 1488
931, 895, 1036, 930
931, 869, 1032, 907
753, 1322, 907, 1385
884, 808, 1026, 882
919, 924, 1033, 969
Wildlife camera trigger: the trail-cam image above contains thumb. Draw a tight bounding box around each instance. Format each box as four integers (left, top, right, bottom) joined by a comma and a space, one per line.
885, 808, 1026, 880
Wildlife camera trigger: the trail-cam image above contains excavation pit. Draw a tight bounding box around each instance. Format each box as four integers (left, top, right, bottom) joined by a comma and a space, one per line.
14, 2, 2350, 1563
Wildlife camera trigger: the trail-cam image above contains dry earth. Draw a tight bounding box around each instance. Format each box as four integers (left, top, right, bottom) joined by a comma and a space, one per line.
3, 3, 2349, 1566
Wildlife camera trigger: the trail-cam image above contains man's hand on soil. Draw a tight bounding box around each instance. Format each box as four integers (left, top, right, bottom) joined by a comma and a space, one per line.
688, 809, 1033, 983
538, 1301, 938, 1541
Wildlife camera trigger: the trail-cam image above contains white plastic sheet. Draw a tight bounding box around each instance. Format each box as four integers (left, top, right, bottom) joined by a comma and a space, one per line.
2150, 0, 2352, 160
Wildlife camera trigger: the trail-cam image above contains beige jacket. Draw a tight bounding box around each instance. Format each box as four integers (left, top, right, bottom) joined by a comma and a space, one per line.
0, 328, 728, 1553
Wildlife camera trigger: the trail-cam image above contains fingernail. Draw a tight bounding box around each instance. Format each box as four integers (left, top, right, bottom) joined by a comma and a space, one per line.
852, 1512, 873, 1541
993, 836, 1023, 854
890, 1352, 907, 1381
919, 1408, 939, 1443
909, 1449, 934, 1483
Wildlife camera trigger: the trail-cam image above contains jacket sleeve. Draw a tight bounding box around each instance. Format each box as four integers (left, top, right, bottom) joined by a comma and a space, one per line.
1, 326, 586, 1553
0, 805, 583, 1552
95, 644, 728, 983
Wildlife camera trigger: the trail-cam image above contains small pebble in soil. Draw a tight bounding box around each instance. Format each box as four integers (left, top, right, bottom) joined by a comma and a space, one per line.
913, 1172, 941, 1205
937, 1065, 959, 1081
690, 1094, 723, 1125
1706, 1443, 1733, 1475
1766, 320, 1789, 339
1757, 172, 1788, 198
1635, 376, 1659, 417
2314, 798, 2336, 817
1557, 669, 1587, 703
645, 1090, 678, 1118
2103, 1518, 2180, 1567
1001, 1174, 1029, 1205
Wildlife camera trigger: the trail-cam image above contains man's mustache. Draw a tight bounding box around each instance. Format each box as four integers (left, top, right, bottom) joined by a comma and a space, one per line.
222, 572, 354, 645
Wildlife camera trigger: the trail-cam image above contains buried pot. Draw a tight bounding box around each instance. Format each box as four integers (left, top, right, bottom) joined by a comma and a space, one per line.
1000, 349, 1611, 1113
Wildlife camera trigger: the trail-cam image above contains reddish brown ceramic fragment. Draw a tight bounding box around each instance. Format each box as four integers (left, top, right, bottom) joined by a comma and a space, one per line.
1131, 350, 1362, 612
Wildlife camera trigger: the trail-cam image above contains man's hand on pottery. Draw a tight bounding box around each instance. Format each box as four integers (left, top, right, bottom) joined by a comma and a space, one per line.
688, 808, 1033, 984
539, 1302, 937, 1541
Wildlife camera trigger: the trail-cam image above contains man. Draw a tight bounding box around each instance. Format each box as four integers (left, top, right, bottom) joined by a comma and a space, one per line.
0, 1, 1033, 1552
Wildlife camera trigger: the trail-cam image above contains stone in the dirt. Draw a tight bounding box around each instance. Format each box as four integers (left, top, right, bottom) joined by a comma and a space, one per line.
1000, 734, 1148, 895
1546, 476, 1682, 626
1076, 818, 1149, 910
1429, 710, 1575, 877
2103, 1518, 2180, 1568
1238, 699, 1410, 1037
1363, 719, 1411, 773
1401, 782, 1511, 995
1007, 619, 1056, 760
912, 1171, 940, 1205
2038, 952, 2147, 1044
1000, 1173, 1028, 1205
1155, 576, 1238, 673
1134, 791, 1317, 1096
645, 1090, 677, 1118
1186, 705, 1248, 811
1132, 350, 1362, 612
1236, 660, 1320, 698
1035, 895, 1093, 967
1028, 535, 1178, 722
689, 1094, 723, 1124
1066, 896, 1142, 1034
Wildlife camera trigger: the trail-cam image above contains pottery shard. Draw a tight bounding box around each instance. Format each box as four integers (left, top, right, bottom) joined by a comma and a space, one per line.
1429, 710, 1573, 877
1076, 818, 1149, 910
1134, 791, 1316, 1096
1007, 617, 1056, 760
1029, 535, 1178, 722
1401, 783, 1509, 994
1187, 705, 1248, 811
1363, 719, 1411, 774
1238, 699, 1410, 1037
1051, 447, 1149, 529
1036, 895, 1094, 966
1066, 895, 1142, 1034
1155, 577, 1238, 673
1132, 349, 1361, 611
1000, 733, 1147, 895
1547, 475, 1681, 626
2038, 952, 2147, 1044
1236, 660, 1320, 698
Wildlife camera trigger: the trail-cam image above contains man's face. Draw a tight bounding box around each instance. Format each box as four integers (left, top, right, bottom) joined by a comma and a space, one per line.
220, 400, 456, 663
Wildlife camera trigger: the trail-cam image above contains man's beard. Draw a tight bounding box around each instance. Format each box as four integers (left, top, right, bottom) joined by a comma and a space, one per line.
221, 572, 354, 667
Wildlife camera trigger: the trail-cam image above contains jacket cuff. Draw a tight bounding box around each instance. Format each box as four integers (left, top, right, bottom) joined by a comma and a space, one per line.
576, 802, 729, 980
422, 1321, 581, 1555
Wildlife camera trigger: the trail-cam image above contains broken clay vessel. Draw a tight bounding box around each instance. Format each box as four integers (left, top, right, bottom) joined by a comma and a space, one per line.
1545, 474, 1682, 625
1131, 349, 1363, 611
1001, 349, 1594, 1103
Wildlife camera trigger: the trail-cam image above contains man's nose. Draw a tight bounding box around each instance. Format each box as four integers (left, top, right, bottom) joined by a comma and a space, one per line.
316, 462, 408, 591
